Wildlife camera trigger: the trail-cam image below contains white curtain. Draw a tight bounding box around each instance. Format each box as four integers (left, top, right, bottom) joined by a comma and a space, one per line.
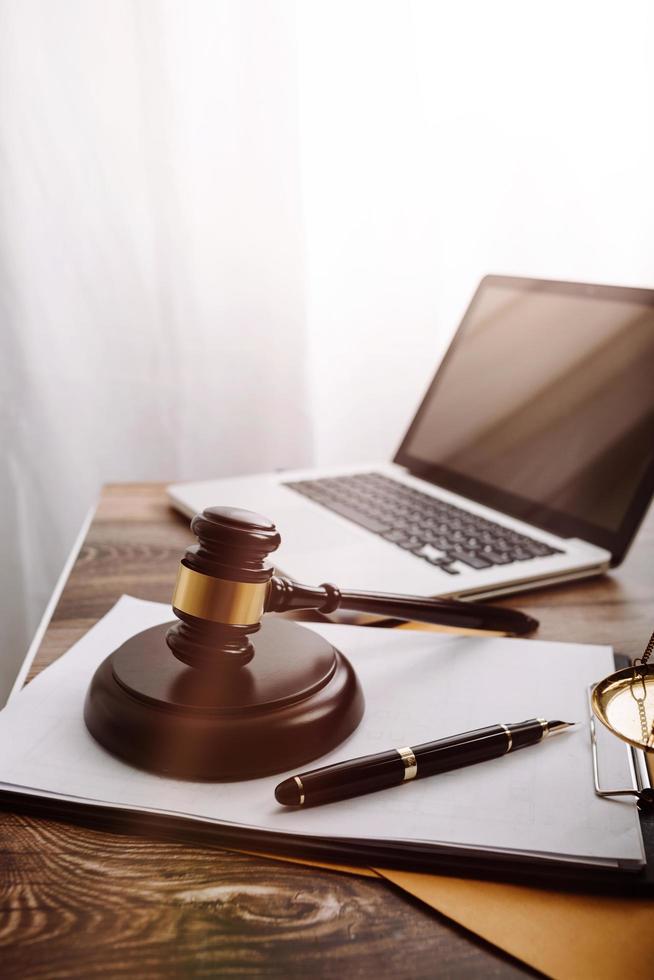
296, 0, 654, 464
2, 0, 653, 700
0, 0, 311, 696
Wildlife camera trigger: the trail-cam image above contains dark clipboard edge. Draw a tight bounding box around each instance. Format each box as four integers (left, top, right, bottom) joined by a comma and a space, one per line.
2, 656, 653, 896
1, 787, 653, 896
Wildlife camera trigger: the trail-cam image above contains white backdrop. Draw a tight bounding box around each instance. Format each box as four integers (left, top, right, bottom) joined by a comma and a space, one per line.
297, 0, 654, 463
1, 0, 653, 700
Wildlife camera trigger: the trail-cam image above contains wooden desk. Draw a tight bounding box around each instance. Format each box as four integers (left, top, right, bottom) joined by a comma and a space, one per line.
2, 484, 652, 978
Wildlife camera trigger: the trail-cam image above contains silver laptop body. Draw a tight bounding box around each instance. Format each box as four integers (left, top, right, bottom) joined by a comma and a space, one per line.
169, 276, 654, 600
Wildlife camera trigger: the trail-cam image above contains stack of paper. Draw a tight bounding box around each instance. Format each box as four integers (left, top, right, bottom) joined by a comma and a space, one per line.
0, 596, 644, 872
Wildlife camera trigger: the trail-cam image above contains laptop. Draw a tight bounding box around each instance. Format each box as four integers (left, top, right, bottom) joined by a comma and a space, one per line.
168, 275, 654, 600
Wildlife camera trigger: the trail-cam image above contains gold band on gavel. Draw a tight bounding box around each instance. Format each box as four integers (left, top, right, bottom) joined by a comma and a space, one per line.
172, 564, 269, 626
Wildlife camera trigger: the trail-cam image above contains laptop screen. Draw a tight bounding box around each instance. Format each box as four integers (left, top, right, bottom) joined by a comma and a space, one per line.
395, 276, 654, 562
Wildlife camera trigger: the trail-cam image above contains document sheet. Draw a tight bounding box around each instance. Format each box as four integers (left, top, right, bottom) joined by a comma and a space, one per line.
0, 597, 644, 868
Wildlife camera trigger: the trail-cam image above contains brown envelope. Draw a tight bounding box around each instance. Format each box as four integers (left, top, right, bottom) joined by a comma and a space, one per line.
374, 869, 654, 980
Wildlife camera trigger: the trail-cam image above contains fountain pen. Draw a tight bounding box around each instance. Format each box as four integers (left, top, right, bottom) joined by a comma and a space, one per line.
275, 718, 574, 807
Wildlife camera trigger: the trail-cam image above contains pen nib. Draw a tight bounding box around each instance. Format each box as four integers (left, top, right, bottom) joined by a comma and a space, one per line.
544, 720, 576, 737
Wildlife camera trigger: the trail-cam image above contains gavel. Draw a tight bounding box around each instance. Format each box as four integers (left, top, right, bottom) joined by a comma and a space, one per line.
166, 506, 537, 671
84, 506, 537, 781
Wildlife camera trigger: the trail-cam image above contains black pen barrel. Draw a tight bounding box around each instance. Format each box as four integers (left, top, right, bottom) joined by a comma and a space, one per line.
277, 750, 405, 806
413, 725, 510, 777
275, 719, 550, 807
413, 720, 545, 777
505, 718, 547, 750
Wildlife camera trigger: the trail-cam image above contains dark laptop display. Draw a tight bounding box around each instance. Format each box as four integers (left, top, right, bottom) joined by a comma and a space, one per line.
396, 277, 654, 563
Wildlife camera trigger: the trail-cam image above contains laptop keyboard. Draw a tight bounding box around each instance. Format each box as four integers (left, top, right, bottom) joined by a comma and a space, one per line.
283, 472, 563, 576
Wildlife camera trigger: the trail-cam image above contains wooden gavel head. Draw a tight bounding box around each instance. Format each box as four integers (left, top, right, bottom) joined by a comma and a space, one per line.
166, 506, 281, 670
165, 506, 359, 673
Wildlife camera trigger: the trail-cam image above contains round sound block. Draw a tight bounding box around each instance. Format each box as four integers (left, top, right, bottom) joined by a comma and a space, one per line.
84, 617, 365, 780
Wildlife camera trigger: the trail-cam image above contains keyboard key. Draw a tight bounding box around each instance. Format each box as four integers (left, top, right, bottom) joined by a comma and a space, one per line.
436, 563, 461, 575
321, 501, 390, 534
382, 529, 410, 543
414, 543, 447, 562
509, 548, 537, 561
523, 541, 558, 557
398, 536, 423, 550
448, 549, 493, 569
481, 548, 514, 564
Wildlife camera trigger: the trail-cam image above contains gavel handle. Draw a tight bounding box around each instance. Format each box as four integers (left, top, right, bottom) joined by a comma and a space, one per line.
266, 577, 538, 636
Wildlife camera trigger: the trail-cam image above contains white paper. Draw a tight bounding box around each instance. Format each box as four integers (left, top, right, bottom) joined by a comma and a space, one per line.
0, 596, 644, 868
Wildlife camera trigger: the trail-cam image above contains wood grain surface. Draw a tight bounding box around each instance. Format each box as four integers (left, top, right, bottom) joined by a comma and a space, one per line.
2, 483, 652, 978
0, 809, 543, 980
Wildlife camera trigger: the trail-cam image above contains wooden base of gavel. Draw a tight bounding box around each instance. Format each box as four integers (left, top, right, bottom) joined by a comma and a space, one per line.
84, 507, 537, 780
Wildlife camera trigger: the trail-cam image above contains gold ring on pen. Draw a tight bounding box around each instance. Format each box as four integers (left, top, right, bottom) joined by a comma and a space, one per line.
396, 746, 418, 781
